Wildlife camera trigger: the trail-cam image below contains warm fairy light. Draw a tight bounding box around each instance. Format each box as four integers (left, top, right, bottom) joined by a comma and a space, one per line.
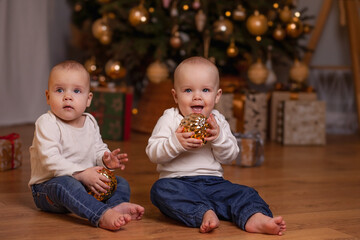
183, 4, 189, 11
294, 12, 301, 18
225, 11, 231, 17
256, 36, 262, 41
268, 21, 274, 27
273, 3, 279, 9
132, 108, 138, 115
149, 7, 154, 13
140, 16, 147, 22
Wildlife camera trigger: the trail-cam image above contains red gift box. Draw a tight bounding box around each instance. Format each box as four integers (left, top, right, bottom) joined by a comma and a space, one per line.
0, 133, 22, 171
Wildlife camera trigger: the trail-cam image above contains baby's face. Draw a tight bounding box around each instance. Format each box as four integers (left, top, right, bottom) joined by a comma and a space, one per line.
46, 69, 92, 127
172, 64, 221, 118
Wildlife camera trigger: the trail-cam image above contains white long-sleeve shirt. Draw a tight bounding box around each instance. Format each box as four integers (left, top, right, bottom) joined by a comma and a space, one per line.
29, 111, 109, 185
146, 108, 239, 179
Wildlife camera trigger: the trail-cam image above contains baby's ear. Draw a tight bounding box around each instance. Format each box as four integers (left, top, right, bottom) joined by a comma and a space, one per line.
87, 92, 93, 107
45, 90, 50, 105
215, 88, 222, 104
171, 89, 178, 104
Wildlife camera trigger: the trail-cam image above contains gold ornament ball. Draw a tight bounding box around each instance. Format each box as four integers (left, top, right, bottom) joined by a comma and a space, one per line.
105, 60, 127, 79
246, 10, 268, 36
129, 4, 149, 27
88, 168, 117, 201
180, 113, 209, 144
213, 17, 234, 40
99, 31, 112, 45
248, 59, 269, 85
273, 25, 286, 40
146, 61, 169, 84
290, 59, 309, 83
170, 32, 182, 48
92, 17, 110, 39
279, 6, 292, 23
286, 17, 303, 38
84, 57, 101, 75
227, 42, 239, 57
233, 5, 246, 21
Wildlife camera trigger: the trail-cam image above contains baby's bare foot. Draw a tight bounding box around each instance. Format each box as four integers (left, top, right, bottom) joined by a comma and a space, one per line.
99, 209, 131, 231
245, 213, 286, 236
112, 202, 145, 220
199, 210, 220, 233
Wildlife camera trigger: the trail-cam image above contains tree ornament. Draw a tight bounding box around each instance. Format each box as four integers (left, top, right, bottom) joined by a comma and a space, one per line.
273, 24, 286, 40
92, 16, 111, 39
286, 17, 303, 38
192, 0, 201, 10
105, 59, 127, 79
232, 4, 246, 21
180, 113, 209, 144
303, 23, 312, 34
87, 168, 117, 201
128, 2, 149, 27
170, 0, 178, 17
84, 56, 101, 75
99, 31, 112, 45
247, 58, 269, 85
279, 6, 292, 23
162, 0, 171, 8
246, 10, 268, 36
170, 31, 182, 48
289, 59, 309, 83
226, 39, 239, 57
213, 16, 234, 41
195, 10, 206, 32
265, 45, 277, 86
146, 61, 169, 84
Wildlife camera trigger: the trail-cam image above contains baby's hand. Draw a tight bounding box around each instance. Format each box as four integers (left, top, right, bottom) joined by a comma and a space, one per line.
103, 148, 128, 170
204, 114, 220, 142
73, 166, 110, 195
176, 125, 203, 150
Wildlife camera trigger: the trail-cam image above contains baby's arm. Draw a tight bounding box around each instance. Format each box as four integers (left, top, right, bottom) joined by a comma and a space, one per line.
73, 166, 110, 195
102, 148, 128, 170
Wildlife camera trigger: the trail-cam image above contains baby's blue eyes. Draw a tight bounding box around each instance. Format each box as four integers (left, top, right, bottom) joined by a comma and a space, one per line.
184, 89, 210, 93
55, 89, 81, 93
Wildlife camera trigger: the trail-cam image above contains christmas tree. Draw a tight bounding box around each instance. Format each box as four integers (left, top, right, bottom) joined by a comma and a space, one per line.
68, 0, 312, 94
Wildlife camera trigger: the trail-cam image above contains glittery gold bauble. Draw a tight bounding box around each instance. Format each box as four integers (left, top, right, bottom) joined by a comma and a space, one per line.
273, 25, 286, 40
279, 6, 292, 23
92, 17, 111, 39
180, 113, 209, 143
88, 168, 117, 201
128, 4, 149, 27
227, 41, 239, 57
232, 5, 246, 21
213, 16, 234, 40
246, 10, 268, 36
286, 17, 303, 38
248, 59, 268, 85
84, 56, 101, 75
105, 60, 127, 79
146, 61, 169, 84
289, 59, 309, 83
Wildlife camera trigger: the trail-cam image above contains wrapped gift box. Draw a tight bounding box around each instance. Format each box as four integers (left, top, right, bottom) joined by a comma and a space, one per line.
0, 133, 22, 171
234, 131, 264, 167
217, 92, 268, 141
270, 91, 317, 141
279, 100, 326, 145
87, 86, 133, 141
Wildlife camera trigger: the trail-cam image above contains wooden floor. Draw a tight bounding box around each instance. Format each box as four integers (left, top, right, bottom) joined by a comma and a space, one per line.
0, 124, 360, 240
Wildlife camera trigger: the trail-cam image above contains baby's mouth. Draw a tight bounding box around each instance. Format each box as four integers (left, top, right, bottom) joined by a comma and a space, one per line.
63, 105, 74, 110
191, 106, 203, 113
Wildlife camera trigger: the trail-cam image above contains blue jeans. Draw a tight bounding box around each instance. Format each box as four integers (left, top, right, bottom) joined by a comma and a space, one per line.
31, 175, 130, 227
150, 176, 273, 230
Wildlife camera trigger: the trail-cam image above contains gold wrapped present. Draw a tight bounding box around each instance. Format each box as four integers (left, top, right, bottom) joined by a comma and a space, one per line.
0, 133, 22, 171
